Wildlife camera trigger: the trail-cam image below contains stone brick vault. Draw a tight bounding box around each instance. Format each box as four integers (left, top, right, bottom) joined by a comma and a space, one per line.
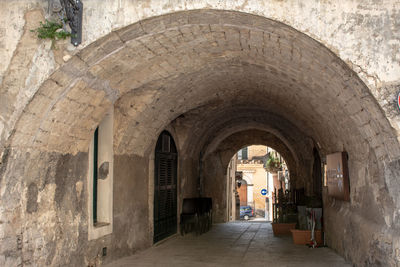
0, 1, 400, 266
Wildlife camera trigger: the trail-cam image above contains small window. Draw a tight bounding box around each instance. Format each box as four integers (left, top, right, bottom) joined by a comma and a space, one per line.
237, 147, 248, 160
242, 147, 248, 160
88, 109, 113, 240
238, 149, 242, 160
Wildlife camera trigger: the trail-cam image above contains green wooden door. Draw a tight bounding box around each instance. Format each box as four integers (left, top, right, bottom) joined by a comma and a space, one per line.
154, 131, 177, 243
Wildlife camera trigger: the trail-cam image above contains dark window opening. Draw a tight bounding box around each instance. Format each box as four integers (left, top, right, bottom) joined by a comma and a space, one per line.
242, 147, 248, 160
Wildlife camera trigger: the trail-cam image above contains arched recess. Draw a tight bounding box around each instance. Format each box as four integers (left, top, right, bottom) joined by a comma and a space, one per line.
0, 9, 399, 267
183, 107, 306, 162
153, 131, 178, 243
171, 106, 313, 192
201, 129, 300, 223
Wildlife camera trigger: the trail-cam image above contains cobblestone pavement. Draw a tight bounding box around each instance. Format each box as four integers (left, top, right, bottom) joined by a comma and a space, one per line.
104, 222, 351, 267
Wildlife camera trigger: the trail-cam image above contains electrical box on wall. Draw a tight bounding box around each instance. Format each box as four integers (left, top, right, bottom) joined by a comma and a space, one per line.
326, 152, 350, 201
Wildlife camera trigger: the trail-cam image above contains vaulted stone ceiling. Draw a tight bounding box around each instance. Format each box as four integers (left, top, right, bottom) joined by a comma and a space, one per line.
11, 10, 399, 168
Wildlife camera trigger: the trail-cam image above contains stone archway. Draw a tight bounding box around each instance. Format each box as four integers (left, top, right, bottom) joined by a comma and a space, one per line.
201, 128, 300, 222
5, 10, 397, 159
0, 8, 399, 267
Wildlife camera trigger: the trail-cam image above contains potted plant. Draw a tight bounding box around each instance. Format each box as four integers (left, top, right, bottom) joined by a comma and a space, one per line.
271, 189, 297, 235
271, 208, 297, 235
290, 196, 323, 246
264, 153, 282, 173
290, 228, 323, 246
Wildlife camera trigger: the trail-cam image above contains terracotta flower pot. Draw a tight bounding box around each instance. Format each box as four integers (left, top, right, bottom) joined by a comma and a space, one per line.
271, 222, 296, 235
290, 229, 323, 246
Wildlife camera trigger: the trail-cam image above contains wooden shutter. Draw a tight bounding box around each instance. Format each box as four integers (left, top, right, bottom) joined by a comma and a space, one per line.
154, 131, 177, 243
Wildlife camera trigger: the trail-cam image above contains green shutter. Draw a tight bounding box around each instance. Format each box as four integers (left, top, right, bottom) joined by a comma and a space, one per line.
93, 127, 98, 224
154, 131, 177, 243
242, 147, 248, 160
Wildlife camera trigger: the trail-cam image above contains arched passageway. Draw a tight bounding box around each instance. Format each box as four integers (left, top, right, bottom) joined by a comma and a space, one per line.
228, 145, 290, 222
1, 9, 400, 267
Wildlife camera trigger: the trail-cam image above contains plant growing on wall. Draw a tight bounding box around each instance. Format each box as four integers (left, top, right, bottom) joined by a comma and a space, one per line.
31, 19, 71, 48
264, 153, 282, 173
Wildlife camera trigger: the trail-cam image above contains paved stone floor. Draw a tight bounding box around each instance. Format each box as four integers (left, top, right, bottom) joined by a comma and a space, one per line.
105, 222, 351, 267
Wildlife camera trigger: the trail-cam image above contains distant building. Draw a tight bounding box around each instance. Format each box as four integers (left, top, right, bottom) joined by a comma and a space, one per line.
236, 145, 288, 220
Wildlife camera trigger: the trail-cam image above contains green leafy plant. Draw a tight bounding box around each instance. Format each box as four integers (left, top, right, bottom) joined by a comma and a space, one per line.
264, 153, 282, 173
31, 19, 71, 48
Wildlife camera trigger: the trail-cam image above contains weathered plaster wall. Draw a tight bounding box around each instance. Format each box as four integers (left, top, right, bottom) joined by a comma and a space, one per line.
111, 154, 151, 260
0, 149, 89, 266
324, 149, 400, 266
203, 155, 227, 223
179, 157, 200, 199
0, 6, 54, 153
0, 2, 400, 267
0, 148, 156, 266
2, 0, 400, 85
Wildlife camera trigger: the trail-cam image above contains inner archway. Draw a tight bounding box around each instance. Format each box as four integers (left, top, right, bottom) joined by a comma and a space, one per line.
230, 145, 290, 222
200, 128, 300, 222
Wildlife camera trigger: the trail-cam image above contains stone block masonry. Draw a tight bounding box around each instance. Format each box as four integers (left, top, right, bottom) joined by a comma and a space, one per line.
0, 3, 400, 267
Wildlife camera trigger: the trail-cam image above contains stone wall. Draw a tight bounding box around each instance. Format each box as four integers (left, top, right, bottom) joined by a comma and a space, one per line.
323, 146, 400, 266
0, 149, 155, 266
0, 2, 400, 267
0, 149, 89, 266
111, 154, 151, 261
